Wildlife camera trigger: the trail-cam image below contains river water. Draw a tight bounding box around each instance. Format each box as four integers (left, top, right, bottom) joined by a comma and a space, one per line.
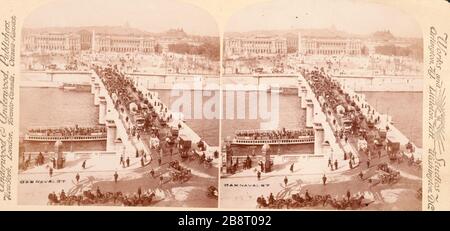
19, 87, 422, 153
361, 91, 423, 147
19, 87, 105, 152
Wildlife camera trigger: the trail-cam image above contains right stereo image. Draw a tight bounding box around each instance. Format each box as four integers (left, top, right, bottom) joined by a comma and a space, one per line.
219, 0, 423, 211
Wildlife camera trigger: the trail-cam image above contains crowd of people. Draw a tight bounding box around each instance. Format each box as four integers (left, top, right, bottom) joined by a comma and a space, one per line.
304, 68, 385, 168
28, 126, 106, 136
48, 187, 157, 206
257, 190, 371, 210
235, 128, 314, 140
168, 160, 192, 183
95, 66, 172, 141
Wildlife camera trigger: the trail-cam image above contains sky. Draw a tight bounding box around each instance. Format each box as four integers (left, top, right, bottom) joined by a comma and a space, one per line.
226, 0, 422, 38
23, 0, 219, 36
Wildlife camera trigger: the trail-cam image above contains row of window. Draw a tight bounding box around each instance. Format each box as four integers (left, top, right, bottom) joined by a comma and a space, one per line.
26, 135, 107, 141
234, 138, 315, 144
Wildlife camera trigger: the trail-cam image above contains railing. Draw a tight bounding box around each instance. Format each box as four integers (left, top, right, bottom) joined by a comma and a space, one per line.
232, 137, 315, 145
24, 134, 107, 141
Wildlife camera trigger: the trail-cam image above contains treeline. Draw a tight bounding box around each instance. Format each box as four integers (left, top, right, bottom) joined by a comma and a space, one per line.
168, 41, 220, 61
374, 43, 423, 60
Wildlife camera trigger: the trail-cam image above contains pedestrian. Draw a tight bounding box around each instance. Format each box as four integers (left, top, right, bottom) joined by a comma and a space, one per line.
334, 160, 338, 170
367, 160, 370, 169
137, 187, 142, 199
159, 175, 164, 185
305, 189, 311, 201
136, 149, 139, 158
284, 176, 288, 187
75, 173, 80, 183
344, 152, 347, 160
290, 163, 294, 173
150, 169, 155, 178
120, 155, 124, 165
322, 174, 327, 185
114, 171, 119, 183
346, 190, 351, 201
49, 167, 53, 178
52, 158, 56, 169
328, 158, 332, 170
82, 160, 86, 169
126, 157, 130, 167
257, 171, 261, 181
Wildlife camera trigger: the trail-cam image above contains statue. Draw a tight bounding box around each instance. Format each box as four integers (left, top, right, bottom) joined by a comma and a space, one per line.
262, 143, 271, 172
224, 136, 234, 173
54, 140, 65, 169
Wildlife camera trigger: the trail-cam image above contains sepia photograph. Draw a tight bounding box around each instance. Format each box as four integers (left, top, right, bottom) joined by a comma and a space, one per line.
18, 0, 220, 207
220, 0, 423, 210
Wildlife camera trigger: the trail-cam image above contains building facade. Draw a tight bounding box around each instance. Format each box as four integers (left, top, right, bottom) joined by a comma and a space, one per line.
92, 33, 157, 53
224, 36, 287, 58
298, 33, 363, 56
22, 32, 81, 54
23, 30, 158, 54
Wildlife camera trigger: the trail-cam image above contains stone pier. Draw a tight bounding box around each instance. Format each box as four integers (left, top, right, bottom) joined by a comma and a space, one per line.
98, 95, 106, 125
313, 122, 324, 155
106, 118, 117, 152
300, 86, 307, 109
306, 99, 314, 128
90, 75, 96, 94
94, 82, 100, 106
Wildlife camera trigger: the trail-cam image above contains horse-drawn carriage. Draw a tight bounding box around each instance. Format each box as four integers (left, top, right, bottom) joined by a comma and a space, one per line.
168, 160, 191, 183
256, 192, 372, 210
179, 139, 192, 160
207, 186, 218, 199
377, 163, 400, 184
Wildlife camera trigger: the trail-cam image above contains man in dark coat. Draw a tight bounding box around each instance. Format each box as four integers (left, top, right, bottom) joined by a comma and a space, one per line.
114, 171, 119, 183
75, 173, 80, 183
137, 187, 142, 199
322, 174, 327, 185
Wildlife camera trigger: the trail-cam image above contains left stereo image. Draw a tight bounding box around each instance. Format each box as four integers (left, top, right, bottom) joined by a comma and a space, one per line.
18, 0, 220, 208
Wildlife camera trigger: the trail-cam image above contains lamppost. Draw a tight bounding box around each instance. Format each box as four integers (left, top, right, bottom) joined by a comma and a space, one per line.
54, 140, 64, 169
262, 143, 271, 173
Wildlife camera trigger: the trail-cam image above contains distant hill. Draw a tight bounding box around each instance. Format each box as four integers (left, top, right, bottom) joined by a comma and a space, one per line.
371, 30, 396, 41
23, 26, 151, 36
225, 27, 359, 38
225, 28, 421, 40
22, 26, 218, 39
